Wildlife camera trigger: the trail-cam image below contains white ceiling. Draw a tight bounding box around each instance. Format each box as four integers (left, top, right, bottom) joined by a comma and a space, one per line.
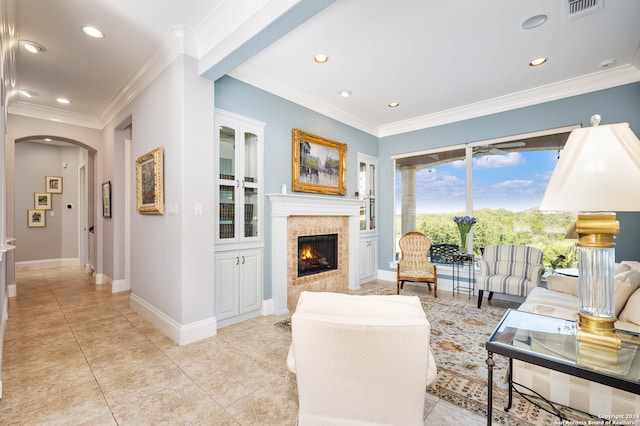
10, 0, 640, 137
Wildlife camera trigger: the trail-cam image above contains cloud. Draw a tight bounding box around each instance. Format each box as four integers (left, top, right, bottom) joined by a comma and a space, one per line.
489, 179, 536, 194
473, 152, 525, 169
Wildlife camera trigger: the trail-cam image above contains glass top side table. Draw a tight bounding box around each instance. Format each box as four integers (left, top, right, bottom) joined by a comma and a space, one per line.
485, 309, 640, 425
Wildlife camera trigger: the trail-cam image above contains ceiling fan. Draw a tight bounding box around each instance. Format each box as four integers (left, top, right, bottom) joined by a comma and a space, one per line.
472, 141, 526, 156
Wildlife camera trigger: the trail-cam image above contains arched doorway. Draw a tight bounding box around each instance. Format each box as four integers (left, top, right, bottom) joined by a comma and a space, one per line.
11, 136, 96, 293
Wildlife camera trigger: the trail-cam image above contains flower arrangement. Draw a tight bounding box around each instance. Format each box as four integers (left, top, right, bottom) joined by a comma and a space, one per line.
453, 215, 477, 253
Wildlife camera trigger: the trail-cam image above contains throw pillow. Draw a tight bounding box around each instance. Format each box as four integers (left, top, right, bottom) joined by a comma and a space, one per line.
615, 262, 631, 274
546, 275, 578, 297
614, 270, 640, 316
619, 287, 640, 326
621, 261, 640, 271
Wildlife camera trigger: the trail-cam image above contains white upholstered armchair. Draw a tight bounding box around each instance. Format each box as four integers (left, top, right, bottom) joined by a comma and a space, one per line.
287, 291, 437, 425
477, 244, 544, 308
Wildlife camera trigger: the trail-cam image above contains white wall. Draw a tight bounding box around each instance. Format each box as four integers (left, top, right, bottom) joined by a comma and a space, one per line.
102, 54, 215, 329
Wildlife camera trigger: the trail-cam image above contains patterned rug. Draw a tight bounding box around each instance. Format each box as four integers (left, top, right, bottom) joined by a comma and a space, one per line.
276, 285, 599, 425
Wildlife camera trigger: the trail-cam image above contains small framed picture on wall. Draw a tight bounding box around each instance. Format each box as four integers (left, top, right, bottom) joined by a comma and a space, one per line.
27, 209, 45, 227
34, 192, 51, 210
45, 176, 63, 193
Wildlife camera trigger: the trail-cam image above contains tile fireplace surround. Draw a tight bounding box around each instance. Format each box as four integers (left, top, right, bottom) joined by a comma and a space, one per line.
268, 193, 362, 314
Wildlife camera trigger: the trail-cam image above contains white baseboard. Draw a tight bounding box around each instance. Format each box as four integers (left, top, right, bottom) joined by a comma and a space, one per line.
94, 273, 110, 285
15, 258, 80, 270
129, 293, 217, 345
261, 298, 273, 316
7, 283, 16, 298
111, 279, 130, 293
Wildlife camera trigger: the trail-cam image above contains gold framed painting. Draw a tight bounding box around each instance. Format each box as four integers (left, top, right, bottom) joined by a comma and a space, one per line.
34, 192, 51, 210
102, 181, 112, 218
292, 128, 347, 196
45, 176, 63, 193
136, 147, 164, 215
27, 209, 45, 227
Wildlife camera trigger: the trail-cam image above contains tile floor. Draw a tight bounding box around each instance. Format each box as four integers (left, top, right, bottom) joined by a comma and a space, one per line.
1, 267, 485, 425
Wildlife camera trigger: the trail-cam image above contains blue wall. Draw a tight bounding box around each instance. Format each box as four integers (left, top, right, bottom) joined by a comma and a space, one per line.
215, 76, 379, 299
215, 77, 640, 298
378, 82, 640, 267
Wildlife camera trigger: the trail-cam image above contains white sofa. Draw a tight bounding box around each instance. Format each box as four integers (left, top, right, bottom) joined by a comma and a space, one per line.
287, 291, 437, 426
515, 261, 640, 416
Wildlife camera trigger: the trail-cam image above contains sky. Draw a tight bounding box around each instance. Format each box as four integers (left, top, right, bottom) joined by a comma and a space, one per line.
396, 149, 560, 214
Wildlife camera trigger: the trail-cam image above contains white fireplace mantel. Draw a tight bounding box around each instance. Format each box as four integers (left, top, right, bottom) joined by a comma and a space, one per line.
268, 193, 362, 314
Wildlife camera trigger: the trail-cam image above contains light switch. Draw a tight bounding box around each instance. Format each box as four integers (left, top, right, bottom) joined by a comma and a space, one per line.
195, 204, 203, 215
50, 211, 55, 217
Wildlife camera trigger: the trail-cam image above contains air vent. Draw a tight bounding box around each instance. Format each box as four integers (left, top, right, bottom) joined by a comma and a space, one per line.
565, 0, 603, 20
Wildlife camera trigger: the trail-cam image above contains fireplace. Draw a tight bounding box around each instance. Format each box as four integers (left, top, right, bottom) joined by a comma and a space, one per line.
298, 233, 338, 277
268, 193, 362, 313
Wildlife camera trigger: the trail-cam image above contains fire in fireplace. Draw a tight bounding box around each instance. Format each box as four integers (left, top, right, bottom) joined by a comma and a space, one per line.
298, 233, 338, 277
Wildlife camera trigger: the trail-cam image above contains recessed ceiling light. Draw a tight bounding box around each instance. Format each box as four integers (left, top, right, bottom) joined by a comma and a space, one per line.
22, 40, 45, 53
529, 57, 548, 66
56, 97, 71, 104
339, 90, 352, 97
388, 102, 400, 108
19, 89, 38, 98
82, 26, 104, 39
314, 54, 329, 63
599, 59, 617, 69
521, 14, 548, 29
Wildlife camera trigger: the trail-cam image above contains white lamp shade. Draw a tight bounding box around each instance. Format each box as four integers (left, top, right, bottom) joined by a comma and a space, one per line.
540, 123, 640, 212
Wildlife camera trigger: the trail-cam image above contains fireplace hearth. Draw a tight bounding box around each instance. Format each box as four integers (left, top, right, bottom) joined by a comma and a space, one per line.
298, 234, 338, 277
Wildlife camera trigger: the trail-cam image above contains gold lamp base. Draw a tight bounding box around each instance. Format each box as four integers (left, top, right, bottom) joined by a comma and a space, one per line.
577, 312, 621, 350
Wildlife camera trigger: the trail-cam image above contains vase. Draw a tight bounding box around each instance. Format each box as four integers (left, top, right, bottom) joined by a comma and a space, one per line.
459, 232, 468, 253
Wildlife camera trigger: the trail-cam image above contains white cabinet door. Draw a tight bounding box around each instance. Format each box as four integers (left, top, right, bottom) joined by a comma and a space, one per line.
359, 237, 378, 283
215, 248, 263, 326
239, 248, 263, 314
214, 251, 240, 321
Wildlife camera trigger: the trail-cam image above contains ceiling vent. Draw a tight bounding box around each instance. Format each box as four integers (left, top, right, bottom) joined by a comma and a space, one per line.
565, 0, 603, 20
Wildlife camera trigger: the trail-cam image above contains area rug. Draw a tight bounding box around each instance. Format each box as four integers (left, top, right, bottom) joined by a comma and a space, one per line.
275, 285, 598, 425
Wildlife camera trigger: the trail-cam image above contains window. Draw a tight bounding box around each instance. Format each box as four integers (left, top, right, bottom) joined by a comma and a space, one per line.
394, 127, 578, 269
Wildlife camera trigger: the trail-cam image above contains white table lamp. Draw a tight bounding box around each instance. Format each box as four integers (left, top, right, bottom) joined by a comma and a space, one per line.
540, 115, 640, 349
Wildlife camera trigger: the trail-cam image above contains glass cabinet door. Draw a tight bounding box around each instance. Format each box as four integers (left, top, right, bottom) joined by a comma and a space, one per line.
215, 109, 264, 244
218, 125, 236, 240
243, 131, 259, 239
358, 154, 378, 232
359, 161, 368, 230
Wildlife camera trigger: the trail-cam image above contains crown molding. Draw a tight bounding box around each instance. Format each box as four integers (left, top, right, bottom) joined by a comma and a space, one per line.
231, 62, 640, 138
378, 65, 640, 137
99, 27, 195, 127
9, 27, 194, 130
228, 66, 380, 136
8, 101, 103, 129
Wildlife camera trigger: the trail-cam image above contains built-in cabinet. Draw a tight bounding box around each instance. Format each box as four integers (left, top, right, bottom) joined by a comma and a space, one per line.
214, 249, 263, 324
357, 153, 378, 283
214, 109, 265, 328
